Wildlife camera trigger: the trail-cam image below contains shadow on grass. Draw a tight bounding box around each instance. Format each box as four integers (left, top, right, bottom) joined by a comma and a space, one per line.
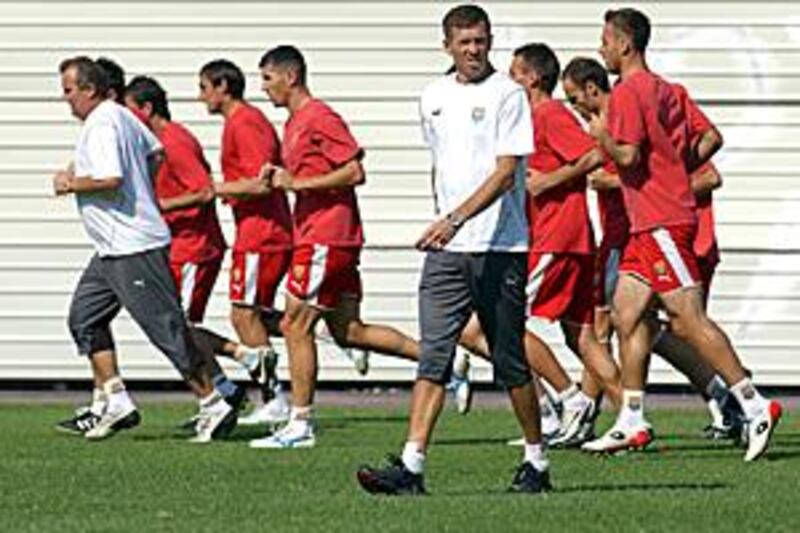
433, 436, 515, 446
440, 481, 728, 497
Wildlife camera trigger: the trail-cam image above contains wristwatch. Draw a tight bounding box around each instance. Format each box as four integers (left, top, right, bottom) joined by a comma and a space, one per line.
445, 212, 465, 230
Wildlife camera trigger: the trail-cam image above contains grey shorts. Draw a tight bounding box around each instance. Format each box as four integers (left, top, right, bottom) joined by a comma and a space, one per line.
67, 246, 196, 378
416, 251, 531, 389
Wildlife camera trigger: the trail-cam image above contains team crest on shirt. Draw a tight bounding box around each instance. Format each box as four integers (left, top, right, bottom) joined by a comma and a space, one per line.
232, 267, 242, 283
471, 106, 486, 122
653, 260, 668, 278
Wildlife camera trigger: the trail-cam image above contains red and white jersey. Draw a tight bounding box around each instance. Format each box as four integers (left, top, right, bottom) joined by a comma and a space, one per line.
607, 70, 696, 234
527, 99, 595, 254
156, 121, 226, 264
281, 98, 364, 247
221, 102, 293, 252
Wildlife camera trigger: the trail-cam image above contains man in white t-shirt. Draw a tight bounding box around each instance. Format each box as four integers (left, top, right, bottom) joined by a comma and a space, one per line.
53, 56, 236, 443
357, 4, 551, 495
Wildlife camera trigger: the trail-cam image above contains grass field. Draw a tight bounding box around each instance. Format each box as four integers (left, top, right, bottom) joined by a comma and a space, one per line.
0, 400, 797, 532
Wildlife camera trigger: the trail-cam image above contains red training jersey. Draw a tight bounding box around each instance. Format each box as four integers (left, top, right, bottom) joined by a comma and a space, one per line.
607, 70, 696, 233
596, 156, 630, 248
221, 103, 293, 252
527, 99, 595, 254
156, 121, 226, 264
281, 98, 364, 247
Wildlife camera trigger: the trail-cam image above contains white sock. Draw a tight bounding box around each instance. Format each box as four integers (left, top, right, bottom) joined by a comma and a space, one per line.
561, 386, 591, 412
102, 377, 134, 412
557, 383, 580, 403
619, 389, 646, 428
730, 378, 767, 420
401, 441, 425, 474
705, 374, 728, 404
524, 442, 549, 471
290, 406, 312, 424
90, 387, 107, 415
707, 398, 725, 427
199, 390, 226, 412
235, 345, 263, 373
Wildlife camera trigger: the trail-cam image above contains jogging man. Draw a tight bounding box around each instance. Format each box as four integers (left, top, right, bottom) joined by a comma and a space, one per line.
357, 4, 551, 494
55, 56, 235, 443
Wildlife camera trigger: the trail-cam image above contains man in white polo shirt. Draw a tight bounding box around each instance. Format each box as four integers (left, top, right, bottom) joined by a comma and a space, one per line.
357, 4, 551, 495
53, 56, 236, 443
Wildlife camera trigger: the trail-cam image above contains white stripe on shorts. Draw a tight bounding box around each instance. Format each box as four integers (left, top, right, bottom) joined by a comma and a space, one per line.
525, 253, 553, 308
308, 244, 329, 307
652, 228, 694, 287
180, 262, 198, 315
244, 253, 259, 304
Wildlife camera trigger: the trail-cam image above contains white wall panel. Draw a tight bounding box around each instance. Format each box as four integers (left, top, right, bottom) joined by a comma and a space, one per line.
0, 1, 799, 384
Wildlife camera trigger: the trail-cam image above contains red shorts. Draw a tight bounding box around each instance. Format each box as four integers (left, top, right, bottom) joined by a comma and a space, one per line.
594, 240, 625, 310
286, 245, 362, 309
229, 250, 291, 308
526, 252, 595, 326
170, 257, 223, 323
619, 225, 700, 294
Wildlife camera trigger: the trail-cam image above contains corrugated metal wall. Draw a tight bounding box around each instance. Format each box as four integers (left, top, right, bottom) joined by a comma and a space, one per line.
1, 1, 799, 384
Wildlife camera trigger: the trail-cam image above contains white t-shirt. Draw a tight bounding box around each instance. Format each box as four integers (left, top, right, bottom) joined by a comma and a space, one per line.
73, 100, 171, 257
420, 71, 533, 252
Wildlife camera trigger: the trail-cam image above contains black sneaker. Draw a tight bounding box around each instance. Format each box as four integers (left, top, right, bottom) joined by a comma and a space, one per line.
55, 409, 101, 435
508, 462, 552, 494
226, 385, 249, 412
356, 455, 427, 495
250, 348, 278, 403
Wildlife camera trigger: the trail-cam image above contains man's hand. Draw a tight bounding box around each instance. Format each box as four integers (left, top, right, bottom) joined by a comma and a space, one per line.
588, 109, 608, 140
198, 186, 215, 204
52, 170, 72, 196
526, 168, 546, 197
415, 216, 460, 251
270, 167, 295, 191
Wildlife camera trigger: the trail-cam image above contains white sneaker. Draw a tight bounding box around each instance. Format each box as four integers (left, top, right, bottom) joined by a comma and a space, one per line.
249, 420, 316, 449
744, 400, 782, 462
453, 349, 470, 379
347, 348, 370, 376
556, 397, 594, 445
189, 401, 236, 444
84, 402, 140, 441
446, 375, 473, 415
581, 422, 653, 454
506, 412, 561, 446
238, 391, 290, 427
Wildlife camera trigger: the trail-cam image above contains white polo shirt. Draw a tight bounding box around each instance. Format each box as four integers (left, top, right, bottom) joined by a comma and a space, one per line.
73, 100, 171, 257
420, 71, 533, 253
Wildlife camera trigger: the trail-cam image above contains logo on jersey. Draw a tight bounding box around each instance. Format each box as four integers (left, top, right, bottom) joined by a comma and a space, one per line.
471, 107, 485, 122
432, 108, 442, 116
653, 260, 669, 280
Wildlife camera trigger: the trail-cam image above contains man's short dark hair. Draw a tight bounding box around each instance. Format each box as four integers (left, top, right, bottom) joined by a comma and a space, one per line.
258, 45, 307, 85
58, 56, 109, 98
513, 43, 560, 94
442, 4, 491, 39
605, 8, 651, 52
96, 57, 125, 103
562, 57, 610, 93
125, 75, 171, 120
199, 59, 245, 99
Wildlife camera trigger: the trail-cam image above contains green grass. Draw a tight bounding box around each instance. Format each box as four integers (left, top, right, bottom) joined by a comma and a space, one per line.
0, 401, 797, 532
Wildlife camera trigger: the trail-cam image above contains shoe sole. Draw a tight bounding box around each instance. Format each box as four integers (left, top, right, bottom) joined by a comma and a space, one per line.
456, 385, 473, 415
85, 410, 141, 441
210, 408, 239, 440
249, 437, 316, 449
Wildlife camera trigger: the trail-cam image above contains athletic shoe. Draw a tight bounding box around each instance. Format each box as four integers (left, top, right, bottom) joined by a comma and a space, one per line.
346, 348, 370, 376
555, 397, 594, 445
507, 462, 552, 494
356, 455, 427, 495
238, 390, 290, 427
506, 420, 561, 447
446, 375, 473, 415
178, 412, 202, 432
744, 401, 783, 462
248, 420, 315, 449
179, 387, 248, 432
189, 401, 237, 444
55, 409, 101, 435
581, 423, 654, 454
704, 395, 745, 442
84, 403, 141, 441
251, 347, 278, 403
453, 349, 470, 380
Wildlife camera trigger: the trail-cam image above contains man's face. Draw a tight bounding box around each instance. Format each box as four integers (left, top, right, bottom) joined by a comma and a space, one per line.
123, 95, 153, 126
260, 64, 291, 107
445, 22, 491, 82
60, 67, 98, 120
562, 76, 594, 120
509, 55, 535, 97
599, 23, 624, 74
198, 75, 225, 114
